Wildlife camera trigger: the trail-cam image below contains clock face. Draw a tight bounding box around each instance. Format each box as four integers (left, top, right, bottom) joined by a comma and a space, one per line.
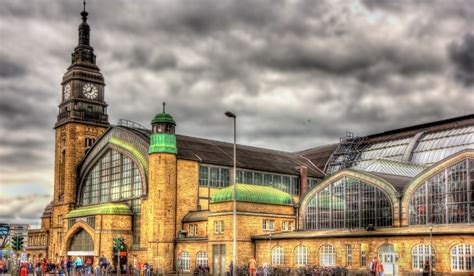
63, 84, 71, 100
82, 83, 98, 100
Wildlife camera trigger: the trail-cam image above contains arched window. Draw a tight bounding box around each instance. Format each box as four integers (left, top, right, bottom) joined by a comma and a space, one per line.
81, 149, 143, 205
69, 229, 93, 252
196, 251, 208, 267
304, 177, 392, 230
451, 244, 474, 271
177, 252, 190, 272
409, 159, 473, 225
320, 245, 336, 267
412, 244, 435, 270
272, 246, 284, 265
81, 149, 144, 245
294, 245, 308, 266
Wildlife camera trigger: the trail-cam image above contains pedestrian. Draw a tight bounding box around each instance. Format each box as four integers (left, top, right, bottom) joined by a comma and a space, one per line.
75, 256, 83, 275
36, 262, 43, 276
137, 260, 142, 276
263, 260, 269, 276
229, 261, 233, 276
248, 257, 257, 276
422, 260, 430, 276
368, 257, 377, 276
0, 257, 5, 274
376, 260, 384, 276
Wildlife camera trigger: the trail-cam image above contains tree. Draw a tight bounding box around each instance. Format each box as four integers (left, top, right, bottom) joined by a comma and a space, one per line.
0, 224, 10, 249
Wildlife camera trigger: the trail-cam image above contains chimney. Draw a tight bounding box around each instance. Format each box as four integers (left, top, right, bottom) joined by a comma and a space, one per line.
298, 166, 308, 198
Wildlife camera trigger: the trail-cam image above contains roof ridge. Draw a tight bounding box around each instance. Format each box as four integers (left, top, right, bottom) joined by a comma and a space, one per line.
176, 134, 299, 156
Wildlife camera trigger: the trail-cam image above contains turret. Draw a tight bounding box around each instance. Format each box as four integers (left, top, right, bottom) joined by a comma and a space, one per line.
144, 103, 178, 272
149, 102, 177, 154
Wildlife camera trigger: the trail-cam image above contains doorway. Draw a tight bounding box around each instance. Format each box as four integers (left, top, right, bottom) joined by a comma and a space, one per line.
378, 244, 398, 276
212, 244, 226, 275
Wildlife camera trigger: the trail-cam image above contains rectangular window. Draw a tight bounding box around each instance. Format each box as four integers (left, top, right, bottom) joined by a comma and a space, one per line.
282, 221, 287, 231
198, 165, 300, 195
188, 224, 198, 237
262, 219, 275, 231
199, 165, 231, 188
361, 251, 367, 267
214, 221, 224, 234
346, 244, 353, 266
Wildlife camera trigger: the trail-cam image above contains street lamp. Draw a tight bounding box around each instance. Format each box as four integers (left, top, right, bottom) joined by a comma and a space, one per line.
225, 111, 237, 276
429, 223, 433, 276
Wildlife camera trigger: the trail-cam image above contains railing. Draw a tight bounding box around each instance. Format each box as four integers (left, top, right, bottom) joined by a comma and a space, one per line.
57, 110, 108, 124
117, 119, 148, 130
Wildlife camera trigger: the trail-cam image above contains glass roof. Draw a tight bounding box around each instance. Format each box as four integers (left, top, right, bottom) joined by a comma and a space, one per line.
411, 126, 474, 165
327, 125, 473, 176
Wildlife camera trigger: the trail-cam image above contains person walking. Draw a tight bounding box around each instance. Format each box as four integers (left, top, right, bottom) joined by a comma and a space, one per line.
376, 260, 384, 276
248, 257, 257, 276
368, 257, 378, 276
75, 257, 83, 276
229, 261, 233, 276
263, 260, 269, 276
422, 260, 430, 276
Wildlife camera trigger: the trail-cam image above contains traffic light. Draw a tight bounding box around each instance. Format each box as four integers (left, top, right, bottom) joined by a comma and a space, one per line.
113, 237, 125, 251
11, 234, 24, 251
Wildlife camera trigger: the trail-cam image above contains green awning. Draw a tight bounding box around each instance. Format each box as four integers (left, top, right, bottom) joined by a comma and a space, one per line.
211, 183, 293, 206
65, 203, 132, 219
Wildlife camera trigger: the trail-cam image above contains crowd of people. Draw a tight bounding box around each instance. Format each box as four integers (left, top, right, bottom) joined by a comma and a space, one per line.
1, 254, 434, 276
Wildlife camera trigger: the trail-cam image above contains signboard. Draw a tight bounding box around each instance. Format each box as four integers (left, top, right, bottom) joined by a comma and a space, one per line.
20, 252, 27, 262
119, 251, 127, 256
67, 251, 95, 256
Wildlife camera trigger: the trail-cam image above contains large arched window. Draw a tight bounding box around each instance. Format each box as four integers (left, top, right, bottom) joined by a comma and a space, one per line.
412, 244, 435, 270
81, 149, 144, 245
81, 149, 143, 205
272, 246, 284, 265
451, 244, 473, 271
304, 177, 392, 230
69, 229, 93, 252
409, 159, 473, 225
196, 251, 208, 267
178, 252, 190, 272
294, 245, 308, 266
320, 245, 336, 266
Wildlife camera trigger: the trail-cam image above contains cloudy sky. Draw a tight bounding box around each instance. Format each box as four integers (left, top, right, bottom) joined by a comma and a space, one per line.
1, 0, 473, 225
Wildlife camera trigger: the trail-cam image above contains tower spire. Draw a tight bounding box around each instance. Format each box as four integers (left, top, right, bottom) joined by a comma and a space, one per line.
163, 102, 166, 113
78, 0, 90, 46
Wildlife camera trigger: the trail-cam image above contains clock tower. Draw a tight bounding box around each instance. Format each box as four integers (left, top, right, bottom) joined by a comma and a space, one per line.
50, 3, 109, 258
55, 4, 108, 128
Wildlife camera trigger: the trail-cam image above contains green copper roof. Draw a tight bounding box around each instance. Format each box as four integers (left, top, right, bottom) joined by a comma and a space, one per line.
65, 203, 132, 219
211, 184, 293, 206
149, 133, 177, 154
151, 112, 176, 125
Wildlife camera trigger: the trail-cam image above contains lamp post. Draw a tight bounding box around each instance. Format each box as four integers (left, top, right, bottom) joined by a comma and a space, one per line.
225, 111, 237, 276
429, 223, 433, 276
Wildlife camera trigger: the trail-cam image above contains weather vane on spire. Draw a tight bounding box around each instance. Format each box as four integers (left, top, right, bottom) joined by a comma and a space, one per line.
83, 0, 86, 12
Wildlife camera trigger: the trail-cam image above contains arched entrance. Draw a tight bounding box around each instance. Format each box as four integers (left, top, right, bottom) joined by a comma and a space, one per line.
67, 228, 95, 264
378, 244, 398, 276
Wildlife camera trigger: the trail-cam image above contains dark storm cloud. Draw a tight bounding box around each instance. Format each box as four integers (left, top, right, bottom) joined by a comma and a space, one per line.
0, 55, 26, 78
449, 33, 474, 87
1, 0, 473, 224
